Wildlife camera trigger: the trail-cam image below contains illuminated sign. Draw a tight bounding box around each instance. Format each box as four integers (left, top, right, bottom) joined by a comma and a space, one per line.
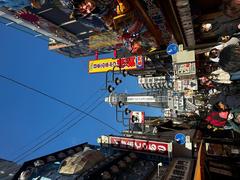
127, 96, 156, 103
110, 136, 171, 155
98, 136, 172, 156
130, 111, 145, 124
88, 56, 144, 73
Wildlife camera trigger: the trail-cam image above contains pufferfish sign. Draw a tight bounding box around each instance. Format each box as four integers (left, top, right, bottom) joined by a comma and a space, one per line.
88, 56, 144, 73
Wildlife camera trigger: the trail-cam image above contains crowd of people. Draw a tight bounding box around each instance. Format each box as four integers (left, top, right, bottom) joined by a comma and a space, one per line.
200, 34, 240, 134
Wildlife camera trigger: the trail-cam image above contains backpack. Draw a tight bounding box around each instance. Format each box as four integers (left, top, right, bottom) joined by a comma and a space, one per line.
205, 111, 228, 127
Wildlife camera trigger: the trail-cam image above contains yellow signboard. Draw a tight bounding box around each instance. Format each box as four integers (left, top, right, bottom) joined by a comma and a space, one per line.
88, 56, 144, 73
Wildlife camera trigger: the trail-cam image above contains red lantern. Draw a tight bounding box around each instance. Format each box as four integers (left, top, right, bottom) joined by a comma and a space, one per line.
95, 51, 99, 60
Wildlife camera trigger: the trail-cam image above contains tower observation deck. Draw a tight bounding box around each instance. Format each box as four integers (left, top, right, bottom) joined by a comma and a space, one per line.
105, 91, 169, 108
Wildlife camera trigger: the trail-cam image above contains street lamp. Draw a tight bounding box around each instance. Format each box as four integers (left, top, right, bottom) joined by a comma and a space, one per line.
122, 69, 128, 77
115, 77, 122, 85
107, 85, 115, 93
105, 65, 128, 93
118, 101, 124, 108
124, 108, 131, 115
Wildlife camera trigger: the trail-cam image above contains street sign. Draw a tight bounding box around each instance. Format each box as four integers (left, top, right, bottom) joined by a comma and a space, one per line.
166, 43, 178, 55
175, 133, 186, 145
88, 56, 144, 73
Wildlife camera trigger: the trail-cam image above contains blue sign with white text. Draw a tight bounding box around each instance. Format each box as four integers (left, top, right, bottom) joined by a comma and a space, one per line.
166, 43, 178, 55
175, 133, 186, 145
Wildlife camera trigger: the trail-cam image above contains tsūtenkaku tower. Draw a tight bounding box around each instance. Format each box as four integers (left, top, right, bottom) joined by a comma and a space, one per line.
105, 89, 185, 111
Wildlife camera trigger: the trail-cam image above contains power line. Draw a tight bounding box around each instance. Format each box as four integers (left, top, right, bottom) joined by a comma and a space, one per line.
12, 91, 107, 163
7, 111, 76, 156
0, 73, 119, 165
8, 82, 105, 157
15, 97, 106, 163
0, 73, 119, 132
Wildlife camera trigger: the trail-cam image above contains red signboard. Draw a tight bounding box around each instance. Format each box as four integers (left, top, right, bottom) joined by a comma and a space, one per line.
109, 136, 171, 156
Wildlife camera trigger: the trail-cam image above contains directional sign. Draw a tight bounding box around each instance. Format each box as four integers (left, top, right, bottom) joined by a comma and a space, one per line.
175, 133, 186, 145
166, 43, 179, 55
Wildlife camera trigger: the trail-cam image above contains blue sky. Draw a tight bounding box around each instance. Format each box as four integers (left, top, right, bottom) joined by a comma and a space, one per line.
0, 23, 163, 163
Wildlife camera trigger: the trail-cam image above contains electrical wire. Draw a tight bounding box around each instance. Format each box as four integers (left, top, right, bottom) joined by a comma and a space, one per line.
0, 73, 119, 164
4, 91, 110, 174
7, 82, 105, 156
7, 110, 76, 156
11, 91, 107, 163
0, 73, 118, 133
4, 94, 106, 172
14, 95, 106, 163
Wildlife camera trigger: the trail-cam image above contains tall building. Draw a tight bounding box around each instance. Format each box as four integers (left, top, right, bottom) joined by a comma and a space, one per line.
1, 0, 236, 59
0, 0, 182, 58
0, 159, 20, 180
11, 128, 240, 180
105, 90, 185, 112
13, 128, 198, 180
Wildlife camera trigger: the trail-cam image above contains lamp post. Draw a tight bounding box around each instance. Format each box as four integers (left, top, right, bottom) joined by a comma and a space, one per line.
115, 104, 130, 127
105, 64, 128, 93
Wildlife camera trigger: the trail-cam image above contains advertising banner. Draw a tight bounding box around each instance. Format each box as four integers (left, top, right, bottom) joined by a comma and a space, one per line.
88, 56, 144, 73
130, 111, 145, 124
174, 79, 198, 91
172, 45, 195, 64
108, 136, 172, 156
175, 62, 196, 76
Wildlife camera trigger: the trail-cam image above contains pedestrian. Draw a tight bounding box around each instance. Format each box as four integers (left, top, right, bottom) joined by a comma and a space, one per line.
209, 36, 239, 62
209, 68, 232, 84
205, 111, 228, 131
223, 0, 240, 18
170, 109, 177, 119
219, 44, 240, 73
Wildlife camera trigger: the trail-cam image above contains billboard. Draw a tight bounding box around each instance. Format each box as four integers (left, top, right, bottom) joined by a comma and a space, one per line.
174, 62, 196, 76
88, 56, 144, 73
138, 76, 166, 84
172, 45, 195, 64
127, 96, 156, 103
138, 76, 168, 89
89, 31, 121, 49
107, 136, 172, 156
174, 79, 198, 91
130, 111, 145, 124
